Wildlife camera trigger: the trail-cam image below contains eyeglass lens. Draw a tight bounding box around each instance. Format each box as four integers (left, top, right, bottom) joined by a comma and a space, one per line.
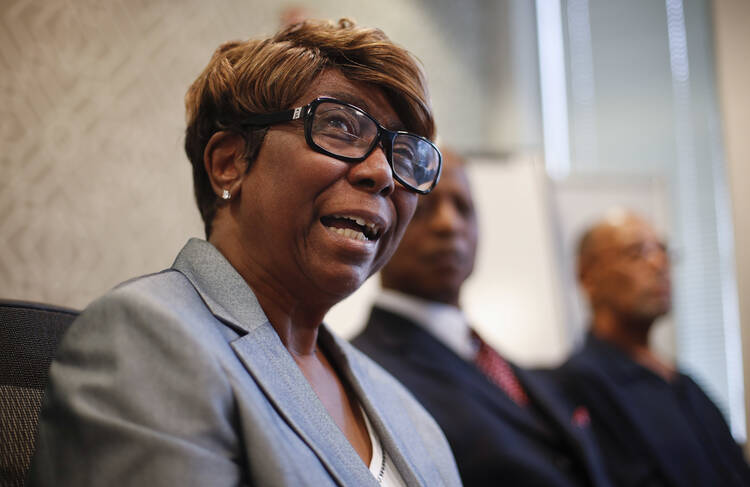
310, 101, 440, 192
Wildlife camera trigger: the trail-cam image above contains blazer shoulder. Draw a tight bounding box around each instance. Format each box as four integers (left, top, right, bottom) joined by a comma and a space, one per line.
76, 269, 212, 331
352, 306, 411, 341
61, 268, 237, 378
31, 270, 243, 486
352, 307, 443, 360
109, 268, 197, 307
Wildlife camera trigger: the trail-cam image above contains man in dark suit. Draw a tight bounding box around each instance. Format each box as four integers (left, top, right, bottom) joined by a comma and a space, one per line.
353, 149, 612, 486
556, 211, 750, 486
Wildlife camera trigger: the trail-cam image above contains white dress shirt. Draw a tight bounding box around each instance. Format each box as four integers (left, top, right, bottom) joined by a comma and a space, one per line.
374, 289, 478, 362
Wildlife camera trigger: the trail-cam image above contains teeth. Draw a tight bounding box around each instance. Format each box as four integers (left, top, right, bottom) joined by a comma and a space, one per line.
330, 227, 368, 241
332, 214, 381, 236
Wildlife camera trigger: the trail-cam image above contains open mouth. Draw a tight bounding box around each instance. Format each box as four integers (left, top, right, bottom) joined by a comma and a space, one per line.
321, 214, 383, 242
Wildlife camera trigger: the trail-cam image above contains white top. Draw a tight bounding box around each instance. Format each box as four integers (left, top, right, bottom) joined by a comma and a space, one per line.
361, 405, 407, 487
375, 289, 478, 361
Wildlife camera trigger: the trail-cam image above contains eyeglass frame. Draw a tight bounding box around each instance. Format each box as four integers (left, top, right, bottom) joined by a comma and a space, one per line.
235, 97, 442, 194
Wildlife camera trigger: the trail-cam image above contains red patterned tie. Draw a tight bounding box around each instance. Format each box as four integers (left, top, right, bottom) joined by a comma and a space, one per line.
472, 331, 529, 407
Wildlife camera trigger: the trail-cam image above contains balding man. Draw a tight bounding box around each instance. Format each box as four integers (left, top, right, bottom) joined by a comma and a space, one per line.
557, 210, 750, 486
354, 150, 612, 486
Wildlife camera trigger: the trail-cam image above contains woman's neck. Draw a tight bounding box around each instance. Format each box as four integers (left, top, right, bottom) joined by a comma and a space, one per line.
209, 227, 331, 355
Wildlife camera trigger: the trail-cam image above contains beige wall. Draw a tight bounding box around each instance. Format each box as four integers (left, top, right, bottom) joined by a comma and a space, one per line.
712, 0, 750, 449
0, 0, 490, 309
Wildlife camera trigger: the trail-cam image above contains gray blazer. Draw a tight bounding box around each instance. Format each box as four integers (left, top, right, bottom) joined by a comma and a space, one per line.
28, 239, 461, 486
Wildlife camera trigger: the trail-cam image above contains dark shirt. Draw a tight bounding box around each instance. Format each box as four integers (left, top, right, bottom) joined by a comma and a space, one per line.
557, 333, 750, 487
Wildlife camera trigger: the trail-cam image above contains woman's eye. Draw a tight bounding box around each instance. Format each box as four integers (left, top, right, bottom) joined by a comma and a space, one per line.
327, 116, 357, 134
393, 143, 418, 174
315, 108, 362, 139
394, 145, 416, 161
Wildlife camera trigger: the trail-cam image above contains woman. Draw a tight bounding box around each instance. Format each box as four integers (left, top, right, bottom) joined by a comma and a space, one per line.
29, 19, 460, 487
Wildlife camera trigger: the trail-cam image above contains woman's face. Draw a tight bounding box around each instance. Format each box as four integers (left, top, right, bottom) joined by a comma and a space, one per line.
234, 70, 418, 303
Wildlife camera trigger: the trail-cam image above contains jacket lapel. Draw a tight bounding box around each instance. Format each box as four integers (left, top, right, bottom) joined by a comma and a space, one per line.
367, 307, 550, 441
172, 239, 375, 487
231, 327, 376, 486
319, 327, 428, 486
519, 368, 612, 487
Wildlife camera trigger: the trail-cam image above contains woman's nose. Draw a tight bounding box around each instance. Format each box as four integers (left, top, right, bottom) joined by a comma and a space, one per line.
348, 146, 395, 197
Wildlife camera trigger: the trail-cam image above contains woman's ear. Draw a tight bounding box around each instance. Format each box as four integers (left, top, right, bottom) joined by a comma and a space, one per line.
204, 131, 248, 201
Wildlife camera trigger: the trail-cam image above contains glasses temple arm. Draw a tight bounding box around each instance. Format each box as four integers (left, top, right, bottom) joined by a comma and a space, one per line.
239, 104, 309, 127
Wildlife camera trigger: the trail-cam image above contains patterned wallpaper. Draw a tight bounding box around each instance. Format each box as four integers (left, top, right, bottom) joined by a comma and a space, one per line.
0, 0, 487, 309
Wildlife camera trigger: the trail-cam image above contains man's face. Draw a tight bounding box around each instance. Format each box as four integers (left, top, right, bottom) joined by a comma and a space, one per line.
380, 153, 478, 305
582, 216, 671, 323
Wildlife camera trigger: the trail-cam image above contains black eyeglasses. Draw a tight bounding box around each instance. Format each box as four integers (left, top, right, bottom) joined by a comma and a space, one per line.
238, 97, 442, 194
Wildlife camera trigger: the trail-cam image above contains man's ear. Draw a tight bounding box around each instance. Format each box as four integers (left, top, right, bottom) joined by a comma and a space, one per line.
578, 261, 596, 300
204, 131, 248, 200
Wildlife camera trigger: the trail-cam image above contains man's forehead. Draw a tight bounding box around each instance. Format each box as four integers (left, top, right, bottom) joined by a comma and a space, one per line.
594, 216, 663, 251
616, 217, 662, 244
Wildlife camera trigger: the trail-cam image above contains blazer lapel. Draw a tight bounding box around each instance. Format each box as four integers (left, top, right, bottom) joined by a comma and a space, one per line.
319, 327, 427, 486
231, 327, 375, 487
519, 368, 612, 487
172, 239, 375, 487
171, 238, 267, 335
367, 307, 550, 441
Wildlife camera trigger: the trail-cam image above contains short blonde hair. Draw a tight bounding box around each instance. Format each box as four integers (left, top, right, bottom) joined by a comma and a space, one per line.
185, 18, 435, 237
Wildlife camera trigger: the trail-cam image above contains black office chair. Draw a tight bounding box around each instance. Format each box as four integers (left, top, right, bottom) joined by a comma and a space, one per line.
0, 300, 79, 487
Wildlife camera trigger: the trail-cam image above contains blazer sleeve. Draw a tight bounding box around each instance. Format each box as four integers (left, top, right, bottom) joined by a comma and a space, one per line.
27, 286, 245, 486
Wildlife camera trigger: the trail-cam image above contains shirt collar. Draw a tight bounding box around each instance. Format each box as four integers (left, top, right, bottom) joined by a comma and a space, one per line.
375, 289, 477, 361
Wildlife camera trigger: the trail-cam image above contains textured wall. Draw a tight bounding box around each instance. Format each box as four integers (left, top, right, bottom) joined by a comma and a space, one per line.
0, 0, 496, 310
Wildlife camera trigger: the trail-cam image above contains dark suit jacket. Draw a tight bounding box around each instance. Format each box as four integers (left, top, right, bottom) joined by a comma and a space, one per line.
556, 333, 750, 487
353, 306, 613, 487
